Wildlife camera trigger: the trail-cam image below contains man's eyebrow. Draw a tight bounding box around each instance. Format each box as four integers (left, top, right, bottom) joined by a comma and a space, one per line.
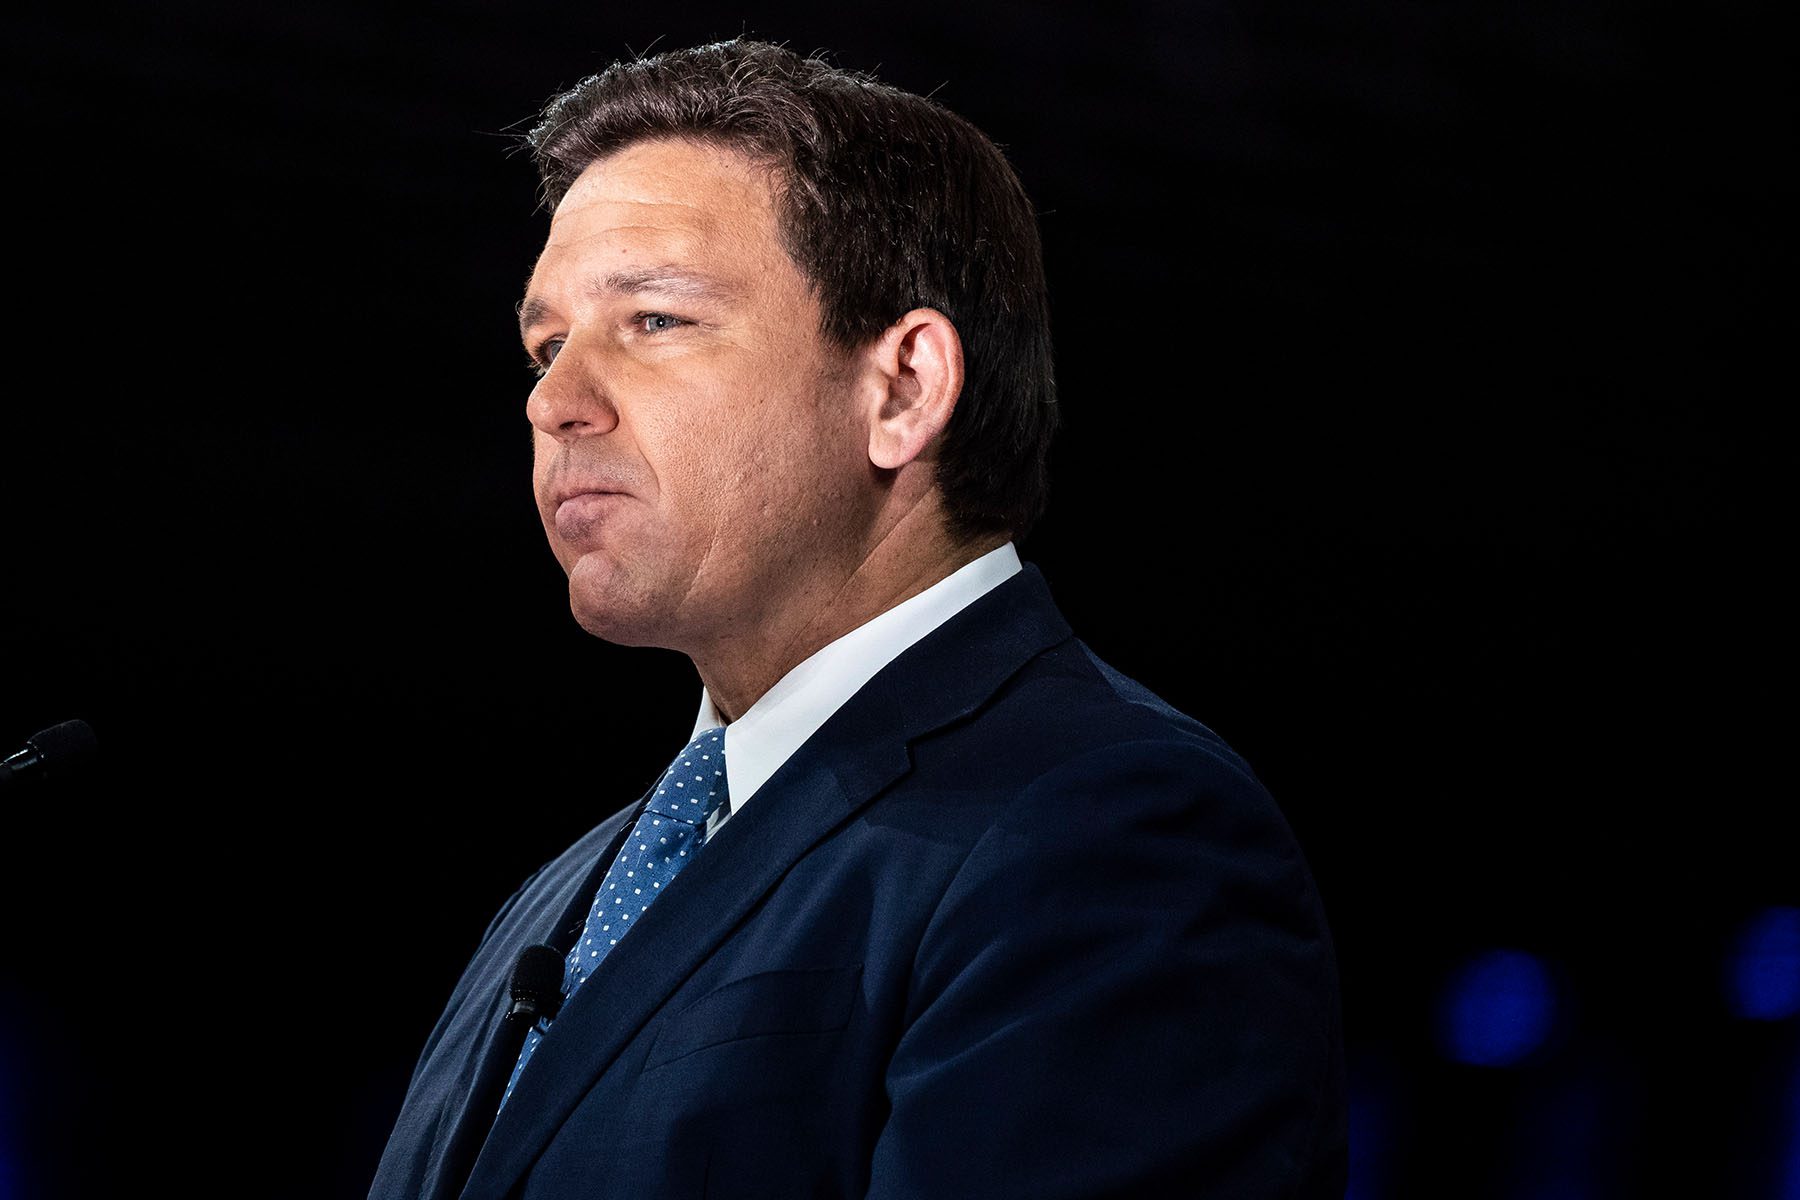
516, 266, 741, 342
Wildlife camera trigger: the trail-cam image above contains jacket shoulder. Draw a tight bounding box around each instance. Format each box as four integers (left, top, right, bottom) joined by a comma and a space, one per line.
967, 633, 1267, 794
878, 640, 1347, 1199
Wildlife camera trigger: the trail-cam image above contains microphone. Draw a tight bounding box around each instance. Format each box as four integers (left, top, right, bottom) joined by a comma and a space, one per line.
439, 944, 568, 1191
0, 719, 98, 790
507, 944, 567, 1026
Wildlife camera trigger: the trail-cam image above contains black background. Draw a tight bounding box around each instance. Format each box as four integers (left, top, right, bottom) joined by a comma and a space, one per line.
2, 2, 1789, 1197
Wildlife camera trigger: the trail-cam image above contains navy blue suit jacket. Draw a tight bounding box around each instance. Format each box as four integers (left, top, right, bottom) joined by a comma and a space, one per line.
370, 565, 1347, 1199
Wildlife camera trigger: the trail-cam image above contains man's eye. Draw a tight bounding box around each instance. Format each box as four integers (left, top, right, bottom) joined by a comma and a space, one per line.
525, 339, 562, 378
526, 316, 682, 377
638, 313, 686, 334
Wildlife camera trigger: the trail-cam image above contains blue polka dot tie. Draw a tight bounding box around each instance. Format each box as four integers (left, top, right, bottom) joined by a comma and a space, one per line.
498, 727, 730, 1112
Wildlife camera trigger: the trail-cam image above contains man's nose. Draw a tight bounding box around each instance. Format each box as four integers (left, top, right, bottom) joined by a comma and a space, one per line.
525, 343, 620, 443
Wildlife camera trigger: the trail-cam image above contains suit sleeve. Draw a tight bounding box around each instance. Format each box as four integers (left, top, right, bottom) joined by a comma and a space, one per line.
864, 739, 1347, 1200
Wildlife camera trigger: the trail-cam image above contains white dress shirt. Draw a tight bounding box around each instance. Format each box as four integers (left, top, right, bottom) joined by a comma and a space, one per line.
690, 542, 1021, 838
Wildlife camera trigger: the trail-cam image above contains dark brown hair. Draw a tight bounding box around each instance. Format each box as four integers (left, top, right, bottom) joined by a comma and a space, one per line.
522, 39, 1058, 542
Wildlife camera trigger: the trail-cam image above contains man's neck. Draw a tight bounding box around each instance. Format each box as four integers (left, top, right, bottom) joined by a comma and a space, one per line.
692, 527, 1009, 723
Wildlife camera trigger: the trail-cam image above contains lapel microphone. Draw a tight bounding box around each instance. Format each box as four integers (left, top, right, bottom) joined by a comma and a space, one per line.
507, 944, 566, 1025
441, 943, 569, 1192
0, 719, 98, 790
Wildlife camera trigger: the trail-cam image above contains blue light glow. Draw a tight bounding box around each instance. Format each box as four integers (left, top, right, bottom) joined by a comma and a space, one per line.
1781, 1044, 1800, 1200
1346, 1050, 1400, 1200
1727, 906, 1800, 1021
1437, 949, 1557, 1067
0, 1011, 19, 1200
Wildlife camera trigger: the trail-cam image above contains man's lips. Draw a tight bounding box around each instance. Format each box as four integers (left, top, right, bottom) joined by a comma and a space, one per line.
543, 456, 638, 541
552, 484, 627, 506
552, 488, 629, 542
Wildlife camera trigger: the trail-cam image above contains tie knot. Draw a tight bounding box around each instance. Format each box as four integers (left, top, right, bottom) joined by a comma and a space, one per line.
644, 727, 729, 824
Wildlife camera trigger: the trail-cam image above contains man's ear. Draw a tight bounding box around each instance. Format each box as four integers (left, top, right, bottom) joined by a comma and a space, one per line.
862, 307, 964, 471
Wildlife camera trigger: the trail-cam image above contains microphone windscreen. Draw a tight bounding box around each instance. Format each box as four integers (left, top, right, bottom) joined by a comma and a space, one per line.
510, 944, 566, 1019
28, 719, 99, 772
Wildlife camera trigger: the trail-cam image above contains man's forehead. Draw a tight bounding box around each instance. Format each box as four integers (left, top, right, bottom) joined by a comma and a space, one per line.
532, 216, 707, 279
527, 147, 781, 287
521, 220, 748, 311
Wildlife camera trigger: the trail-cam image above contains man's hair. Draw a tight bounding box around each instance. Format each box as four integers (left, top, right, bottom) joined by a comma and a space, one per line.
521, 39, 1058, 543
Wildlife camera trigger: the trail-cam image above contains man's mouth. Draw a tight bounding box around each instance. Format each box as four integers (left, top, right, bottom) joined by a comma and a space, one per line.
553, 490, 628, 542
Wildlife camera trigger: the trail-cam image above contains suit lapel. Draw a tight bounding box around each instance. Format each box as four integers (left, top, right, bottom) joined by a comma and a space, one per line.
460, 565, 1072, 1200
426, 791, 648, 1200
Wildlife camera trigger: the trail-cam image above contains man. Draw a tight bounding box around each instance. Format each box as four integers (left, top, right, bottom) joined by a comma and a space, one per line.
371, 39, 1346, 1200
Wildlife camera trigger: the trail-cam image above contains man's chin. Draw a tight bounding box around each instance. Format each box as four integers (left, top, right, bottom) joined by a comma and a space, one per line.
565, 557, 664, 648
569, 599, 660, 647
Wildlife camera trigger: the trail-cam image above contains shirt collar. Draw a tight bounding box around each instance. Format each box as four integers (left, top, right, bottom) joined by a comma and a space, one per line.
692, 542, 1021, 813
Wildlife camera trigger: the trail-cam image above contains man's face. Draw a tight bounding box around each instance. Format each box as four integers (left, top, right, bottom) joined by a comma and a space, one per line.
520, 137, 871, 652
